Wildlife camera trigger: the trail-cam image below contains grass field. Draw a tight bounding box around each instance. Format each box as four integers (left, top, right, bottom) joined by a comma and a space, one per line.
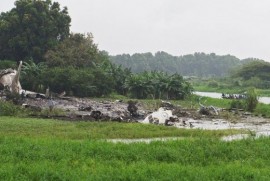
1, 117, 270, 180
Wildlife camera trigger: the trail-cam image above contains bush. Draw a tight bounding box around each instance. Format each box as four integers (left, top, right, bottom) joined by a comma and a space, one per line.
0, 100, 24, 116
244, 88, 258, 112
208, 80, 219, 88
230, 100, 245, 110
0, 60, 17, 69
40, 67, 115, 97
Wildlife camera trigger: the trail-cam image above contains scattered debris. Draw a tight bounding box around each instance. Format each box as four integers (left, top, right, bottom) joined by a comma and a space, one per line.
0, 62, 255, 124
142, 107, 175, 125
198, 97, 219, 116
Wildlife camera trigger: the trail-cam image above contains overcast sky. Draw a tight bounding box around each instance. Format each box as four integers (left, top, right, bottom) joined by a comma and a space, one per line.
1, 0, 270, 60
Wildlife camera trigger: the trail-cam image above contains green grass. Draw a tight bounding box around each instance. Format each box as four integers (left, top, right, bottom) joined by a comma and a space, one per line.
1, 134, 270, 180
255, 103, 270, 118
0, 117, 240, 139
1, 117, 269, 180
193, 84, 245, 94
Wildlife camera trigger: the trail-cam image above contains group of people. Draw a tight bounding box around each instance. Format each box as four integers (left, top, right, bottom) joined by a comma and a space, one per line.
222, 93, 246, 99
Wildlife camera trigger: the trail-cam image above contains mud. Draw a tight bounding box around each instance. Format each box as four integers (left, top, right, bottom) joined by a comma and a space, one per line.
173, 116, 270, 141
3, 90, 270, 141
22, 96, 148, 122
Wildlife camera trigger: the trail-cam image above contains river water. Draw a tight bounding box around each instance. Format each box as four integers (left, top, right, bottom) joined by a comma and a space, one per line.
194, 91, 270, 104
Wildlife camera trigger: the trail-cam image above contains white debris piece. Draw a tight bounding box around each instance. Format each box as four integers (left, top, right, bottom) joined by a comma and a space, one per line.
142, 107, 173, 125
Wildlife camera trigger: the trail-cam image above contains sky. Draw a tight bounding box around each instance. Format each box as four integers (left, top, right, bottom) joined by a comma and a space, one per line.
1, 0, 270, 60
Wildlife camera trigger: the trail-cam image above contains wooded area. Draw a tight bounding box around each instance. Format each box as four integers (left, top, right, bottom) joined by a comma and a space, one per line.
110, 52, 264, 77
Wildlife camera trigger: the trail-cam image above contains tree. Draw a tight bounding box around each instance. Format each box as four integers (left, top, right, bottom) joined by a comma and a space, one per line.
109, 52, 243, 77
0, 0, 71, 62
45, 33, 108, 68
233, 61, 270, 81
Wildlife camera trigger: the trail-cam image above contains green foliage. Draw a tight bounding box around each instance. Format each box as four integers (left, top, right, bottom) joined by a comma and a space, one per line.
0, 100, 24, 116
110, 52, 245, 77
230, 100, 245, 110
208, 80, 219, 88
124, 71, 193, 99
233, 61, 270, 80
232, 61, 270, 89
254, 103, 270, 118
45, 33, 107, 68
40, 66, 115, 97
244, 88, 258, 112
0, 0, 71, 61
21, 60, 47, 92
0, 60, 17, 69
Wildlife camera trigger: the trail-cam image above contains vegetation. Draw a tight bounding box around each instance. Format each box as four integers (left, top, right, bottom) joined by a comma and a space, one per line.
0, 0, 71, 62
1, 1, 270, 180
232, 61, 270, 89
0, 117, 269, 180
124, 71, 193, 99
0, 117, 241, 139
110, 52, 263, 77
0, 100, 26, 116
0, 1, 190, 99
244, 88, 259, 112
193, 61, 270, 95
44, 33, 107, 68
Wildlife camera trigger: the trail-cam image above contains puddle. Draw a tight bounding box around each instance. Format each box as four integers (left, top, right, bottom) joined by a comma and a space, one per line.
106, 118, 270, 143
106, 137, 184, 144
174, 117, 270, 141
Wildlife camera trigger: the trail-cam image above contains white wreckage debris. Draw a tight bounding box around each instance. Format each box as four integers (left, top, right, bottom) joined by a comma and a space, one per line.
0, 61, 22, 94
142, 107, 178, 126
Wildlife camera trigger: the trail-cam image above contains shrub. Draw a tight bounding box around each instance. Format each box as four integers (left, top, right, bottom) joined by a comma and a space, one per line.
40, 67, 115, 97
208, 80, 219, 88
230, 100, 245, 110
0, 60, 17, 69
0, 100, 24, 116
244, 88, 258, 112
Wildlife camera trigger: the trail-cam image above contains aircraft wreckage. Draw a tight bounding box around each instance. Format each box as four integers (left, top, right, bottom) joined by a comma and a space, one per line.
0, 61, 22, 94
0, 62, 240, 125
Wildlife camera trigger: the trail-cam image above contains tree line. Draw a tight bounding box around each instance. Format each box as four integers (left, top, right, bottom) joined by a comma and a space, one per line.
110, 52, 264, 77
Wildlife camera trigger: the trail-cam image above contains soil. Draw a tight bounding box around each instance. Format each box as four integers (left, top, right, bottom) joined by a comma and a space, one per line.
7, 93, 270, 140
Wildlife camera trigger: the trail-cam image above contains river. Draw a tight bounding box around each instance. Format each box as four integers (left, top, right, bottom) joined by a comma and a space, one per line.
194, 91, 270, 104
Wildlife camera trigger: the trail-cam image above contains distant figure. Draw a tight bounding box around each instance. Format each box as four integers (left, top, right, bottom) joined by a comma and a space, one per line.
48, 98, 55, 112
45, 87, 50, 99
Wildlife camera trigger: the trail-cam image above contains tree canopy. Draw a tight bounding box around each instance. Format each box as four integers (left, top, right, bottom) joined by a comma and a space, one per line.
233, 61, 270, 81
45, 33, 107, 68
0, 0, 71, 62
110, 52, 264, 77
231, 61, 270, 89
